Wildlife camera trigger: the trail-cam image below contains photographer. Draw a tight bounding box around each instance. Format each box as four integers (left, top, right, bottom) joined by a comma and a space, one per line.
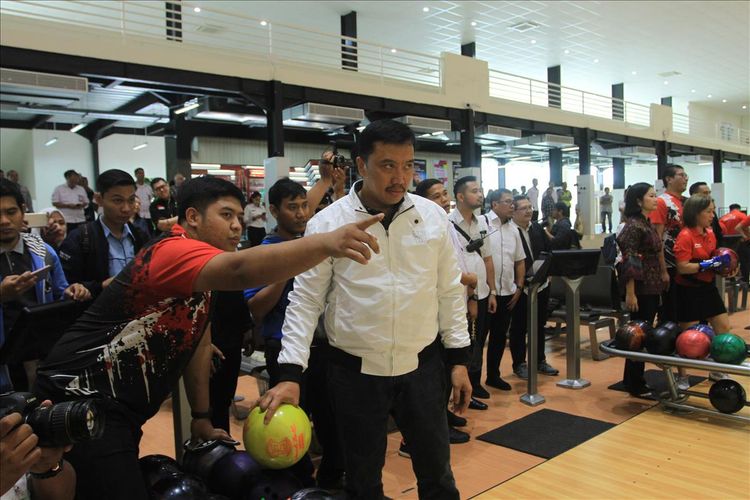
1, 406, 75, 499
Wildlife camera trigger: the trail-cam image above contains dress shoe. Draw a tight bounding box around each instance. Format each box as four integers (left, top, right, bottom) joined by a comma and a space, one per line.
485, 377, 511, 390
472, 384, 490, 399
514, 363, 529, 380
468, 397, 488, 410
537, 361, 559, 376
627, 384, 653, 397
447, 411, 467, 427
449, 427, 470, 444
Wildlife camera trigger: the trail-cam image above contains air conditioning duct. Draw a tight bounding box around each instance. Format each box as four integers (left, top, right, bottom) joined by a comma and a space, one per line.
476, 124, 522, 142
1, 68, 88, 94
283, 103, 364, 130
605, 146, 656, 159
682, 155, 714, 165
507, 134, 575, 151
394, 115, 452, 134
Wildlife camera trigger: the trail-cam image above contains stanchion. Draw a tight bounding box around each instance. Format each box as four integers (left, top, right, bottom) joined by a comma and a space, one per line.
556, 276, 591, 389
521, 254, 552, 406
172, 378, 191, 462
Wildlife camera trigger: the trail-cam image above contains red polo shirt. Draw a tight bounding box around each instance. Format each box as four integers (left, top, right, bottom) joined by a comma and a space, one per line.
719, 209, 748, 235
674, 226, 717, 285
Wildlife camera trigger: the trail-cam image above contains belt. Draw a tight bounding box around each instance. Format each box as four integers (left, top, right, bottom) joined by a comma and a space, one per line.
328, 337, 441, 373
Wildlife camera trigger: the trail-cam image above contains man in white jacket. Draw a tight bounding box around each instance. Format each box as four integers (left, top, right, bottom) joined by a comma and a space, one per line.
257, 120, 472, 499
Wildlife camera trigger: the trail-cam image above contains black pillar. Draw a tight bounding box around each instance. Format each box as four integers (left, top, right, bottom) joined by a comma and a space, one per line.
461, 42, 476, 58
612, 83, 624, 121
656, 141, 670, 180
613, 157, 625, 189
165, 2, 182, 42
660, 96, 672, 107
713, 150, 724, 183
341, 11, 358, 71
549, 148, 563, 186
91, 139, 100, 179
548, 65, 561, 109
575, 128, 592, 175
266, 80, 284, 158
166, 117, 192, 181
460, 108, 480, 168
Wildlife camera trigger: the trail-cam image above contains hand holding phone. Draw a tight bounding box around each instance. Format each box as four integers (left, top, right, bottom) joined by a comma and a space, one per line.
29, 265, 52, 281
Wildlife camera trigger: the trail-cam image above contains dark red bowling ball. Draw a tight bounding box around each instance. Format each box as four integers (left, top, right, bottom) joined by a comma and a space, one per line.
615, 321, 647, 351
675, 329, 711, 359
711, 247, 739, 277
708, 379, 747, 414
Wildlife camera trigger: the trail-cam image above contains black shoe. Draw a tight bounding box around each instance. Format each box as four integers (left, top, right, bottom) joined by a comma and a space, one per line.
468, 398, 488, 410
472, 384, 490, 399
485, 377, 511, 390
627, 384, 653, 397
537, 361, 559, 376
513, 363, 529, 380
447, 411, 467, 427
449, 427, 470, 444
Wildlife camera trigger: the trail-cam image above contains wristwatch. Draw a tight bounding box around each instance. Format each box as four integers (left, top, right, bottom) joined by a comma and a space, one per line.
489, 290, 497, 296
468, 294, 479, 301
191, 408, 213, 420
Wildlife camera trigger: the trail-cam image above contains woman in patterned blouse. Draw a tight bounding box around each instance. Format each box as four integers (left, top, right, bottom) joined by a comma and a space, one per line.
616, 182, 669, 396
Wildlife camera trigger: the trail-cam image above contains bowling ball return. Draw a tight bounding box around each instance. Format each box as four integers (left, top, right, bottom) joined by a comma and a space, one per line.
600, 339, 750, 423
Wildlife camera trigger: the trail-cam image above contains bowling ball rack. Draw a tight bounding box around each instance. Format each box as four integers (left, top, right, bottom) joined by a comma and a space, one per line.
600, 340, 750, 423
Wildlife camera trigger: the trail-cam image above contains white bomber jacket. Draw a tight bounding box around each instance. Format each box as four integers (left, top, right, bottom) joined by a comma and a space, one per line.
277, 182, 470, 382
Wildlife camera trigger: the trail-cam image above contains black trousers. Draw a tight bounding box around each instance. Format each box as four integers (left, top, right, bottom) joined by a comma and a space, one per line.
658, 267, 679, 323
738, 241, 750, 283
601, 211, 612, 232
209, 323, 243, 432
509, 287, 551, 370
486, 295, 514, 380
64, 403, 148, 500
532, 210, 539, 223
328, 346, 459, 499
623, 294, 659, 392
246, 226, 266, 247
468, 297, 490, 378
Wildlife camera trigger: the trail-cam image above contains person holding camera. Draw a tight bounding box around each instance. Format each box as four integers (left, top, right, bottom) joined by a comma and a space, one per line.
0, 405, 75, 499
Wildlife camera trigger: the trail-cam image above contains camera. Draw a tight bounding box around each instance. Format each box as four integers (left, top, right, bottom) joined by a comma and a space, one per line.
0, 392, 105, 447
325, 141, 351, 169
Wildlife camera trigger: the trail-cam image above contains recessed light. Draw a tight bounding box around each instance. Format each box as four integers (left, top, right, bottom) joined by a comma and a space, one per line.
564, 49, 570, 54
707, 94, 712, 98
530, 39, 536, 44
663, 80, 668, 85
260, 20, 268, 26
691, 89, 696, 93
471, 21, 477, 27
423, 6, 429, 12
593, 58, 599, 63
193, 6, 201, 12
743, 105, 748, 110
390, 48, 397, 53
722, 99, 727, 103
631, 70, 637, 75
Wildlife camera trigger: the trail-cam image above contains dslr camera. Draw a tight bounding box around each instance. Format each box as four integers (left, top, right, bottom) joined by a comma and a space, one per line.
324, 141, 351, 169
0, 391, 105, 447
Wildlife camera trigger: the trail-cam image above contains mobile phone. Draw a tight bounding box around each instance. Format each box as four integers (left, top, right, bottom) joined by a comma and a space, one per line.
24, 212, 49, 228
29, 265, 52, 280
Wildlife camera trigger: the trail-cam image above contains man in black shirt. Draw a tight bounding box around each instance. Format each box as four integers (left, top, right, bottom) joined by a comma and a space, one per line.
148, 177, 177, 233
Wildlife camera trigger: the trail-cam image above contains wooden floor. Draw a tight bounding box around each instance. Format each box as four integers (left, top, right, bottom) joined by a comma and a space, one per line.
141, 309, 750, 499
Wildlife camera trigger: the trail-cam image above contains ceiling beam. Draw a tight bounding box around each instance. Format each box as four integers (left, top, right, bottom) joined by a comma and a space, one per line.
79, 92, 166, 142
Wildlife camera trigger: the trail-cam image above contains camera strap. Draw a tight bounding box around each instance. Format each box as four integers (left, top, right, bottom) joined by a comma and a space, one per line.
451, 222, 482, 255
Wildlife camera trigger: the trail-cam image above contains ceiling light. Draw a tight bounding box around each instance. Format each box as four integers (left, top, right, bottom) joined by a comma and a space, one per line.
564, 49, 570, 54
631, 70, 637, 75
663, 80, 668, 85
707, 94, 712, 98
691, 89, 696, 93
722, 99, 727, 103
174, 100, 200, 115
132, 142, 148, 151
471, 21, 477, 26
70, 123, 86, 133
743, 105, 748, 110
422, 6, 429, 12
260, 20, 268, 26
193, 6, 201, 12
390, 48, 397, 53
44, 137, 58, 147
530, 39, 536, 44
593, 58, 599, 63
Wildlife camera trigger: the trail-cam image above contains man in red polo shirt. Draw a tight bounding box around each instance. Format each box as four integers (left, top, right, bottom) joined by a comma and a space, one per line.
648, 164, 688, 322
722, 204, 750, 282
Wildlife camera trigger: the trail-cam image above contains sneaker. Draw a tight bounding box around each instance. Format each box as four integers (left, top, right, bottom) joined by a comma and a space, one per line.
676, 375, 691, 391
447, 411, 467, 427
709, 371, 729, 381
485, 377, 512, 390
448, 427, 470, 444
398, 440, 411, 459
472, 384, 490, 399
537, 361, 559, 376
514, 363, 529, 380
628, 384, 653, 397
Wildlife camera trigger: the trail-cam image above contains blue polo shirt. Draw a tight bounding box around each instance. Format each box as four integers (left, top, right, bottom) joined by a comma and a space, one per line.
243, 234, 292, 340
100, 218, 135, 277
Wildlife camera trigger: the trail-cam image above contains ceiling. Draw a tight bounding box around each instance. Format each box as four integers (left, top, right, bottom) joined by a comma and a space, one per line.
194, 0, 750, 115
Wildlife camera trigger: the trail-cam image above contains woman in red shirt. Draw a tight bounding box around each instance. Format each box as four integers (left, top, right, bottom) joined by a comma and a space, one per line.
673, 195, 735, 333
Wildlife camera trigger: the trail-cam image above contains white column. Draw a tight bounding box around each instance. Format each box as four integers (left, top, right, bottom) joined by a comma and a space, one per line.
263, 156, 290, 230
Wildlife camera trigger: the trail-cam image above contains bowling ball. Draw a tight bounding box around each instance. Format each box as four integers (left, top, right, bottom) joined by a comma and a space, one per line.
659, 321, 682, 338
645, 325, 677, 355
245, 470, 302, 500
243, 404, 312, 470
711, 247, 739, 277
675, 329, 711, 359
181, 439, 236, 482
140, 454, 182, 489
708, 379, 747, 414
691, 323, 715, 340
291, 488, 336, 500
209, 451, 263, 499
615, 321, 647, 351
151, 472, 208, 500
710, 333, 748, 365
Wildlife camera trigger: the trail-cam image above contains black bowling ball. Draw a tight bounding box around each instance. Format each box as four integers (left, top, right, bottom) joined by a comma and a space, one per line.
245, 470, 302, 500
291, 487, 336, 500
659, 321, 682, 338
181, 439, 236, 483
209, 451, 263, 499
140, 454, 182, 490
645, 326, 677, 355
151, 472, 208, 500
708, 379, 747, 414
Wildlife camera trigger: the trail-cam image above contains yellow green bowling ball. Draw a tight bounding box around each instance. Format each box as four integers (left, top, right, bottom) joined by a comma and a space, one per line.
710, 333, 747, 365
243, 404, 311, 469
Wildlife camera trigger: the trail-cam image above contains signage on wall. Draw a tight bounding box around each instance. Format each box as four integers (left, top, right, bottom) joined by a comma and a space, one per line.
413, 159, 427, 187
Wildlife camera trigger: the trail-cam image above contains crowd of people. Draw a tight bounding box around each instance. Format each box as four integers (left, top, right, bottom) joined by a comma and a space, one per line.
1, 121, 748, 499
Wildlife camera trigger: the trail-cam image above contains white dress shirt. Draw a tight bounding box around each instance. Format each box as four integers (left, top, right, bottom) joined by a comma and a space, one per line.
51, 184, 88, 224
486, 211, 525, 296
447, 209, 492, 300
527, 186, 539, 211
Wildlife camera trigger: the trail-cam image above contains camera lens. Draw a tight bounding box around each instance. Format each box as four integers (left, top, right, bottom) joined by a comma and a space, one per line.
26, 399, 105, 447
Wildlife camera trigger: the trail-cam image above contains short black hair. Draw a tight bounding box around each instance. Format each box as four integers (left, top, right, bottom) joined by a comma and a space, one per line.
683, 194, 713, 228
0, 178, 24, 209
357, 119, 415, 163
453, 176, 477, 198
249, 191, 261, 201
488, 188, 512, 206
268, 178, 306, 208
512, 194, 530, 208
661, 164, 684, 188
623, 182, 653, 218
688, 181, 708, 195
134, 167, 144, 175
729, 203, 741, 211
554, 201, 570, 217
177, 175, 245, 222
415, 178, 444, 198
150, 177, 166, 189
64, 169, 77, 179
97, 169, 136, 195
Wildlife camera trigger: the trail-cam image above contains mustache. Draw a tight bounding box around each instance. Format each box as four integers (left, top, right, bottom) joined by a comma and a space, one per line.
386, 185, 406, 191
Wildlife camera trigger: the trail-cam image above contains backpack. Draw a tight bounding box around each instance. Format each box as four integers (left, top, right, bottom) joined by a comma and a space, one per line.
601, 233, 618, 265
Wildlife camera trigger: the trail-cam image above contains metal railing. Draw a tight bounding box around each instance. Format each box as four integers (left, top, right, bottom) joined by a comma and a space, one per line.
673, 112, 750, 146
0, 0, 442, 88
489, 69, 651, 127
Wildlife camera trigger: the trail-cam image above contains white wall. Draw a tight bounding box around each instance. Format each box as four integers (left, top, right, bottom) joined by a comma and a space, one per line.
98, 133, 167, 181
723, 167, 750, 209
0, 128, 34, 199
31, 130, 94, 210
